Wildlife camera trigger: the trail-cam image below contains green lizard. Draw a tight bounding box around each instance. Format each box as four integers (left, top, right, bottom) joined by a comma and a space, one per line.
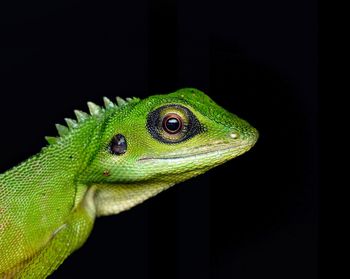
0, 88, 258, 278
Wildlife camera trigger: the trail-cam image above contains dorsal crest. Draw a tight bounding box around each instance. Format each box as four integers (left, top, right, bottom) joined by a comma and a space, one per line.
45, 96, 140, 145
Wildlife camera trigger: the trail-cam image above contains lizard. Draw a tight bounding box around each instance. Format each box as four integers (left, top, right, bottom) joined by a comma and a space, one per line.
0, 88, 258, 278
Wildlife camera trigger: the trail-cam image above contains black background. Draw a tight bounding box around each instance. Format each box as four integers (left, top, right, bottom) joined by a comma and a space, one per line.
0, 0, 318, 278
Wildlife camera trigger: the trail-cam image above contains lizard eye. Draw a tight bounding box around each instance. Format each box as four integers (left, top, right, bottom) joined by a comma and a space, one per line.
147, 104, 204, 144
162, 113, 183, 134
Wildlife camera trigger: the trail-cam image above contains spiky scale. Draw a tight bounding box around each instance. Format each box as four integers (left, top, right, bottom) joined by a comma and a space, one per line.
74, 110, 89, 122
126, 97, 133, 102
116, 96, 126, 106
45, 136, 58, 145
64, 118, 78, 129
87, 102, 102, 116
103, 97, 114, 109
55, 124, 69, 137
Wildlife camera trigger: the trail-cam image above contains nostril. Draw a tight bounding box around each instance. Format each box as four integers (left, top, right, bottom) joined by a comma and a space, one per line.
229, 132, 239, 139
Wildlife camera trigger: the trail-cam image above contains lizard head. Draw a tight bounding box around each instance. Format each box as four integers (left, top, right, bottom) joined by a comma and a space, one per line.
80, 88, 258, 215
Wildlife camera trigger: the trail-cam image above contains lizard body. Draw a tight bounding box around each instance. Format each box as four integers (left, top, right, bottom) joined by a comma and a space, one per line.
0, 88, 258, 278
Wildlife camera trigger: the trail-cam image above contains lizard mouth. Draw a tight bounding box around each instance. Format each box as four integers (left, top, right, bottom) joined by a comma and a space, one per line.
138, 141, 254, 162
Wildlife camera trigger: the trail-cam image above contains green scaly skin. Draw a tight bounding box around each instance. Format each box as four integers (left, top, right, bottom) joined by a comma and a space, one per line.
0, 88, 258, 278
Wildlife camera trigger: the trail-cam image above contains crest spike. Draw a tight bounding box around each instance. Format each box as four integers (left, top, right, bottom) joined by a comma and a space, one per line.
45, 136, 58, 145
116, 96, 126, 106
103, 97, 114, 109
74, 110, 89, 122
55, 124, 69, 137
65, 118, 78, 129
87, 102, 102, 116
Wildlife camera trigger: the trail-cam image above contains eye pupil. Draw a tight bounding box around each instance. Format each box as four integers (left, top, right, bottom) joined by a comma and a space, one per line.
163, 114, 182, 134
167, 118, 180, 130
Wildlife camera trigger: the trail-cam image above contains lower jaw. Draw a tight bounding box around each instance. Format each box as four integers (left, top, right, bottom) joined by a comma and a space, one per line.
139, 143, 252, 162
139, 145, 252, 179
